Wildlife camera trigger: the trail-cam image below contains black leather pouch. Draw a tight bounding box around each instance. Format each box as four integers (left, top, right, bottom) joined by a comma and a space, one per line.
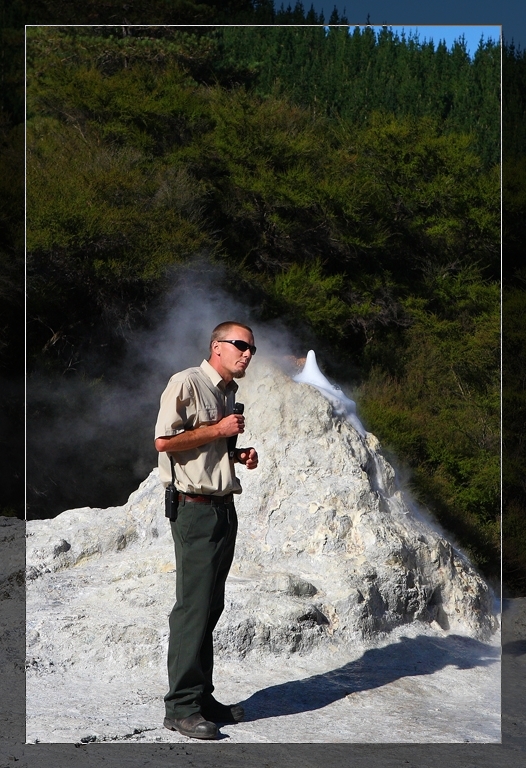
165, 484, 179, 521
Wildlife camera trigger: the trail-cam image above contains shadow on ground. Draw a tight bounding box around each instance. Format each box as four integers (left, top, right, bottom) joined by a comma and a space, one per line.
241, 633, 499, 721
503, 639, 526, 656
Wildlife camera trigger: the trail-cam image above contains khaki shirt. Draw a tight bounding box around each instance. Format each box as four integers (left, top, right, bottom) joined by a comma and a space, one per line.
154, 359, 241, 495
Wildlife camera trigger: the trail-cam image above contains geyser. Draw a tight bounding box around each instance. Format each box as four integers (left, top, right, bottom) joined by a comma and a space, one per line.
27, 352, 497, 654
25, 351, 500, 742
293, 350, 366, 437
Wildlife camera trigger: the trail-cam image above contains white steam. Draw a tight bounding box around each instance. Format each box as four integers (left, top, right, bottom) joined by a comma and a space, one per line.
293, 350, 366, 437
27, 260, 300, 516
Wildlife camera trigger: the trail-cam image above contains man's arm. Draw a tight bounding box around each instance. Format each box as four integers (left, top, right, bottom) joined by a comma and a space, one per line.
155, 413, 245, 453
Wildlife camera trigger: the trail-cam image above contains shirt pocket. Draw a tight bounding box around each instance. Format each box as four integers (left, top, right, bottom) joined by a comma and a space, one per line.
197, 406, 219, 425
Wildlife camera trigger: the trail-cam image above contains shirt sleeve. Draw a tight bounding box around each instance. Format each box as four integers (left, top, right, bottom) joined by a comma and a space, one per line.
154, 375, 196, 439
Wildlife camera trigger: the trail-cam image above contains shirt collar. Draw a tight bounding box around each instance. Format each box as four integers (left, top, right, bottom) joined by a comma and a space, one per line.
200, 359, 238, 393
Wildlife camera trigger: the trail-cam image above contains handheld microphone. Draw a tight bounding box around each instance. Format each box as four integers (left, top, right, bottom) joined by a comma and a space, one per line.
228, 402, 244, 459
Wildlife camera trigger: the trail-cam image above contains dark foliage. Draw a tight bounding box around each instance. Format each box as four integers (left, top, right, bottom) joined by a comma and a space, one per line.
0, 6, 523, 594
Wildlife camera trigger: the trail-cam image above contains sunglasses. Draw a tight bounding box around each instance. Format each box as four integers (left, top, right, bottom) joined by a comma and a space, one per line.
218, 339, 257, 355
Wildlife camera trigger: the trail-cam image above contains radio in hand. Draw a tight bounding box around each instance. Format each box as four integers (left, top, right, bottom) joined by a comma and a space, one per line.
228, 402, 244, 460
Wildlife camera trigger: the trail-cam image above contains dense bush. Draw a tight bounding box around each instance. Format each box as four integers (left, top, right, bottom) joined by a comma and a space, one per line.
20, 24, 502, 585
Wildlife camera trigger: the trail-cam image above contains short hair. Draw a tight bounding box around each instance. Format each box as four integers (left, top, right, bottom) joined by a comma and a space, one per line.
209, 321, 253, 353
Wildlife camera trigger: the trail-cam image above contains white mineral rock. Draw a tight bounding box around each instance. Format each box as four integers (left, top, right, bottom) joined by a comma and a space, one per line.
25, 353, 500, 743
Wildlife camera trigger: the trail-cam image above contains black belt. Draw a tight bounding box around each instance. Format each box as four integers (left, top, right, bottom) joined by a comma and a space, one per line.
177, 492, 234, 505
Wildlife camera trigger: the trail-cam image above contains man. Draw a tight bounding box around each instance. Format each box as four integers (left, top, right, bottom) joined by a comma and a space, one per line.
154, 321, 258, 740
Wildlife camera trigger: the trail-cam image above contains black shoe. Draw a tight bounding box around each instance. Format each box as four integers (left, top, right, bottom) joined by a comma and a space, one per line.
163, 712, 218, 739
201, 696, 244, 724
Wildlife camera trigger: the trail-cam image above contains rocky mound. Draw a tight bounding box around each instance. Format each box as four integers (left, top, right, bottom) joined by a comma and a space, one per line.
26, 354, 497, 663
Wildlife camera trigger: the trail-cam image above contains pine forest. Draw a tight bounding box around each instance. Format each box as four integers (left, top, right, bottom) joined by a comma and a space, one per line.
1, 5, 525, 595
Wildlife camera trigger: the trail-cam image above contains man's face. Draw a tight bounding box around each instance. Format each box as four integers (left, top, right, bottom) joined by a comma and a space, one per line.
213, 326, 255, 381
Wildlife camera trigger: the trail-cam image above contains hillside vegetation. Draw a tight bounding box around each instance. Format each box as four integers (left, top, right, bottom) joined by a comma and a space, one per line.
22, 24, 502, 584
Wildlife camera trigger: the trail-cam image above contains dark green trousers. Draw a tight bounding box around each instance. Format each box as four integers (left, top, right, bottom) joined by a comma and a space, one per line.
164, 498, 238, 719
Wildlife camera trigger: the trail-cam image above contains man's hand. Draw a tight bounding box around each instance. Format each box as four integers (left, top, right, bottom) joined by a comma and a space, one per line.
216, 413, 245, 438
236, 447, 258, 469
